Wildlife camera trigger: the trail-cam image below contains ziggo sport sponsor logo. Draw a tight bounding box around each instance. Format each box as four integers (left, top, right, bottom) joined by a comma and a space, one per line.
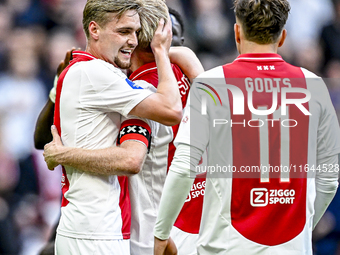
185, 181, 206, 202
250, 188, 295, 207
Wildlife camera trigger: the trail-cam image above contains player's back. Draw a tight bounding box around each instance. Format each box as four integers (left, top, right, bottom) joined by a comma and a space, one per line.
188, 53, 340, 254
128, 63, 184, 255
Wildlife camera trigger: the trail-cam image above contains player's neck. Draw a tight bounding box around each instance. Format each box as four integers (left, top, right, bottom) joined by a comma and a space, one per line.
239, 40, 278, 55
130, 49, 155, 72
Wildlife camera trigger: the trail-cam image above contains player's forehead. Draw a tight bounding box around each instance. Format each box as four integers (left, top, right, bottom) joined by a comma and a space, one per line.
110, 10, 141, 31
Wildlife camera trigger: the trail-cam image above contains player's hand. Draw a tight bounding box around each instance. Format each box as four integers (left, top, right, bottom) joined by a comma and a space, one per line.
165, 237, 177, 255
57, 47, 80, 76
154, 236, 177, 255
150, 14, 173, 54
43, 125, 64, 170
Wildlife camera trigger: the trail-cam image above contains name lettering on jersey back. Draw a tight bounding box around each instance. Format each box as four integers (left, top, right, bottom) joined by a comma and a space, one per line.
245, 77, 291, 93
178, 75, 190, 97
250, 188, 295, 207
61, 175, 65, 188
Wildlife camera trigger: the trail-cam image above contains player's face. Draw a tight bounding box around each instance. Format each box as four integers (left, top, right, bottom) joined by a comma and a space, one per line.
98, 10, 141, 69
170, 14, 184, 46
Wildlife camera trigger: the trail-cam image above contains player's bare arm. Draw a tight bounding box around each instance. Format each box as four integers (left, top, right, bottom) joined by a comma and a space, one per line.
169, 46, 204, 83
34, 99, 55, 149
44, 125, 147, 175
130, 18, 182, 126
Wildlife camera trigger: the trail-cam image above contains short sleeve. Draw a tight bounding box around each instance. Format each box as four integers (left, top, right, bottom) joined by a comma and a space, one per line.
79, 60, 154, 117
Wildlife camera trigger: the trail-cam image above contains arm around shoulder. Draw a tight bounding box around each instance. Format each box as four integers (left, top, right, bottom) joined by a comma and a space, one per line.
169, 46, 204, 83
34, 99, 55, 149
43, 126, 147, 175
129, 18, 183, 126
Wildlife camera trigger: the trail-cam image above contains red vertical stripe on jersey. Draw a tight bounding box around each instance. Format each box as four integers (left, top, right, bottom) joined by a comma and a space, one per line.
54, 63, 73, 207
223, 56, 309, 246
53, 51, 96, 207
118, 176, 131, 239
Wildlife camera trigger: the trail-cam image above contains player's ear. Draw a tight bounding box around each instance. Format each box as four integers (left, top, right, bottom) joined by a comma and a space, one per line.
234, 23, 241, 44
278, 29, 287, 48
89, 21, 100, 41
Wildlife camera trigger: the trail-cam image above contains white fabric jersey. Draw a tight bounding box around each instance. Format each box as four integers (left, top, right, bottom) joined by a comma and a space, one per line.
173, 53, 340, 254
120, 87, 173, 255
55, 235, 130, 255
170, 226, 199, 255
54, 51, 153, 240
127, 115, 173, 255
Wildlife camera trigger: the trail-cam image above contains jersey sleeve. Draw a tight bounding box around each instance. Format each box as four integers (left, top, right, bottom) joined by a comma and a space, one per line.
317, 90, 340, 160
174, 78, 210, 152
304, 73, 340, 159
79, 61, 154, 117
301, 68, 340, 158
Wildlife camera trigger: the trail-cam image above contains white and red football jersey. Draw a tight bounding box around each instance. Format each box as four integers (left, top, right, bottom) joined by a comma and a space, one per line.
174, 53, 340, 254
130, 62, 205, 235
123, 114, 172, 255
54, 51, 153, 240
129, 62, 197, 254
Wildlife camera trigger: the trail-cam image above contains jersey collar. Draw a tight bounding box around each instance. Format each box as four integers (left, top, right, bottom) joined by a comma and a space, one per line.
71, 51, 97, 63
235, 53, 283, 62
129, 62, 157, 81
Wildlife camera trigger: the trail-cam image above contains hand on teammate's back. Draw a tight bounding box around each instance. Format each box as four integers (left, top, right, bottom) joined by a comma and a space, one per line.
57, 47, 81, 76
43, 125, 65, 170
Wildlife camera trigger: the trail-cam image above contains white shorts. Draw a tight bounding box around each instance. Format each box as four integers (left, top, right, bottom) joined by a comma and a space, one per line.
170, 226, 198, 255
55, 234, 130, 255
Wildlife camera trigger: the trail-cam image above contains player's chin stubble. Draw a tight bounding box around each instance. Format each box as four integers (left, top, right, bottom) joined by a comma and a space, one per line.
114, 56, 131, 70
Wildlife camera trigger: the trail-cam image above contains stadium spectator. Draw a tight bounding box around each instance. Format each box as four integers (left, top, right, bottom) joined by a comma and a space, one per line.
319, 0, 340, 75
0, 115, 20, 254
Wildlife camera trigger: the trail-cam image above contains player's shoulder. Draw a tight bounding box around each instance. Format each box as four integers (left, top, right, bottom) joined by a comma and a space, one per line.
171, 63, 184, 74
196, 66, 224, 79
133, 80, 156, 92
71, 59, 127, 81
299, 67, 320, 79
281, 61, 321, 79
192, 66, 225, 90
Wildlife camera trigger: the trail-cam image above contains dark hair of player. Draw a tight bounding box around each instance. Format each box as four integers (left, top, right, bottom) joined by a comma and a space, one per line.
168, 7, 185, 35
234, 0, 290, 44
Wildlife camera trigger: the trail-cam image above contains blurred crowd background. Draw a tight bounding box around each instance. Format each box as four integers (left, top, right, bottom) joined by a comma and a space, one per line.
0, 0, 340, 254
